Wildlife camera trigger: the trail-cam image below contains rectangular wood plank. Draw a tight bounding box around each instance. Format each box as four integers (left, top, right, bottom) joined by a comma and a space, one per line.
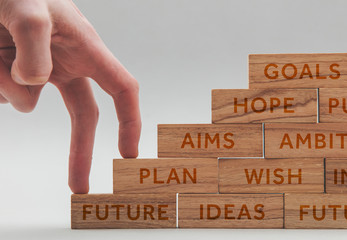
178, 194, 283, 228
219, 158, 324, 193
113, 158, 218, 193
249, 53, 347, 88
285, 193, 347, 228
319, 88, 347, 122
212, 89, 317, 123
158, 124, 263, 158
71, 194, 176, 229
265, 123, 347, 158
326, 158, 347, 193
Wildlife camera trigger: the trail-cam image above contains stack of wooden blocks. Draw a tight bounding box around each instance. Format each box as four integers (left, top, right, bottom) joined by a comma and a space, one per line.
71, 53, 347, 229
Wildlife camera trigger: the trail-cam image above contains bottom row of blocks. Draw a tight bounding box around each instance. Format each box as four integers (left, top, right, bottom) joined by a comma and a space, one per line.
71, 193, 347, 229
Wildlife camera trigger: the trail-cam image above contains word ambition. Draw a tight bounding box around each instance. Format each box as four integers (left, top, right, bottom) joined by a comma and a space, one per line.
249, 53, 347, 88
265, 123, 347, 158
71, 194, 176, 229
178, 194, 283, 228
285, 194, 347, 228
279, 133, 347, 149
219, 158, 323, 193
326, 158, 347, 193
212, 89, 317, 123
113, 158, 218, 193
319, 89, 347, 122
158, 124, 263, 157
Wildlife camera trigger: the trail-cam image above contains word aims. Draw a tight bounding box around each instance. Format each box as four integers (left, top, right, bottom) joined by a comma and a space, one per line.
158, 124, 263, 158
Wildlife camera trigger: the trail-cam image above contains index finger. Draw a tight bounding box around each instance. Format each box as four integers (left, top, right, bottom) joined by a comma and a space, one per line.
90, 45, 141, 158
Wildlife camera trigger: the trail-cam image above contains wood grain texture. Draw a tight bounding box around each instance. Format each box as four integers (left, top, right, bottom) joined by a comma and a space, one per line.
71, 194, 176, 229
212, 89, 317, 123
178, 194, 283, 228
219, 158, 324, 193
113, 158, 218, 193
249, 53, 347, 88
326, 158, 347, 193
319, 88, 347, 122
158, 124, 263, 158
265, 123, 347, 158
285, 193, 347, 229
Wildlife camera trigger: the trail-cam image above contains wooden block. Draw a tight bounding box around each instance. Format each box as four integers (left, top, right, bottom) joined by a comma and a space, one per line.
326, 158, 347, 193
285, 193, 347, 229
249, 53, 347, 88
319, 88, 347, 122
71, 194, 176, 229
113, 158, 218, 193
219, 158, 324, 193
265, 123, 347, 158
158, 124, 263, 158
178, 194, 283, 228
212, 89, 317, 123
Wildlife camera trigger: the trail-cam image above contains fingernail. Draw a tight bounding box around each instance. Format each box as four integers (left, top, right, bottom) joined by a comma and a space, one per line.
11, 71, 26, 85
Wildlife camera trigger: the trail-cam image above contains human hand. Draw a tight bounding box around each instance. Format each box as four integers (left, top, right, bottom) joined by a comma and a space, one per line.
0, 0, 141, 193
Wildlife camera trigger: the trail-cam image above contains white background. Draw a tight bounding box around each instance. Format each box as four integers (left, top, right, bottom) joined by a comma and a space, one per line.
1, 0, 347, 239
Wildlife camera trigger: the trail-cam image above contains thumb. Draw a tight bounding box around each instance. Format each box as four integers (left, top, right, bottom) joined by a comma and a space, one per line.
6, 2, 53, 85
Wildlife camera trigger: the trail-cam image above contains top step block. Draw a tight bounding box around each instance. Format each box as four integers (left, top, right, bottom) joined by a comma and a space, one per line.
249, 53, 347, 88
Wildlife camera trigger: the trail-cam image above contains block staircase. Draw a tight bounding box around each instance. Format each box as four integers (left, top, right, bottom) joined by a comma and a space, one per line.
71, 53, 347, 229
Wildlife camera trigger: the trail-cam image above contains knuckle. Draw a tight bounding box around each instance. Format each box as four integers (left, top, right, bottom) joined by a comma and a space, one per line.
12, 12, 51, 34
71, 105, 99, 124
115, 77, 140, 99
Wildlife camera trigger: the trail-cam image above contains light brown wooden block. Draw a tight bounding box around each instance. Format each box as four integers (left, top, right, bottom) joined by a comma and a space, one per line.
219, 158, 324, 193
158, 124, 263, 158
285, 193, 347, 228
71, 194, 176, 229
319, 88, 347, 122
178, 194, 283, 228
249, 53, 347, 88
212, 89, 317, 123
326, 158, 347, 193
265, 123, 347, 158
113, 158, 218, 193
